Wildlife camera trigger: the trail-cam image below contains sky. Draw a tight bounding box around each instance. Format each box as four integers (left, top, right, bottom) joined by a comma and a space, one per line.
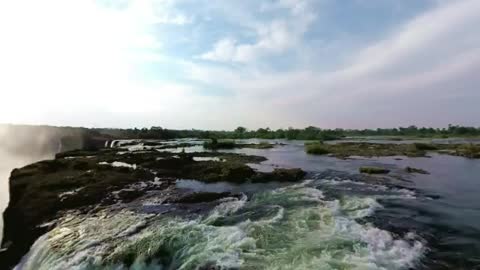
0, 0, 479, 130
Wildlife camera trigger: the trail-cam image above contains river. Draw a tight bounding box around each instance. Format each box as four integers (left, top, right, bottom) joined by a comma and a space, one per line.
6, 139, 480, 269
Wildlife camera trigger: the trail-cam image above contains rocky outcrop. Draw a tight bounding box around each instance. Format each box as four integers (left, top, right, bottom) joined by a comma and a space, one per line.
0, 157, 155, 268
252, 168, 306, 182
405, 166, 430, 174
0, 148, 305, 269
359, 166, 390, 174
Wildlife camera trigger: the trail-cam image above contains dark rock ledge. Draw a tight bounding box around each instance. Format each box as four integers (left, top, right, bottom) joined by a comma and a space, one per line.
0, 148, 305, 269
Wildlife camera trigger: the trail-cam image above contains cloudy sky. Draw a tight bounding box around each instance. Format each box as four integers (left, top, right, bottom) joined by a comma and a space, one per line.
0, 0, 479, 130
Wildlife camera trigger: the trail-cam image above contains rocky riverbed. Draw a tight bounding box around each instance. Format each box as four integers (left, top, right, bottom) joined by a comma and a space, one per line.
0, 141, 305, 269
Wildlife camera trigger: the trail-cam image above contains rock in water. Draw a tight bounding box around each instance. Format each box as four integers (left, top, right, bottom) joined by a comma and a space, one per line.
359, 166, 390, 174
405, 166, 430, 174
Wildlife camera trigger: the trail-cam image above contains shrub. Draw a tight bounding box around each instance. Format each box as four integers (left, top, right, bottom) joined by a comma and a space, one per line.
256, 142, 274, 149
305, 143, 330, 155
458, 144, 480, 158
204, 139, 236, 149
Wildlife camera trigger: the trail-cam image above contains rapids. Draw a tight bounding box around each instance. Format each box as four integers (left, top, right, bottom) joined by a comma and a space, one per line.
15, 178, 424, 270
7, 139, 480, 269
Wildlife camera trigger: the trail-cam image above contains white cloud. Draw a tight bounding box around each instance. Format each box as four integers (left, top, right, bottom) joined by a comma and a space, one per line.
120, 0, 192, 25
1, 0, 480, 129
199, 0, 316, 63
344, 0, 480, 79
0, 0, 195, 126
199, 38, 238, 62
200, 20, 295, 63
188, 0, 480, 128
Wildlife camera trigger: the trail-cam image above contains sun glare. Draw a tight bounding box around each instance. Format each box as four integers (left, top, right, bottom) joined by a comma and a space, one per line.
0, 0, 164, 123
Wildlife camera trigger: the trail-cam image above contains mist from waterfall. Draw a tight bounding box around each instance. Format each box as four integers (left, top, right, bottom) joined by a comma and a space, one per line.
0, 125, 62, 243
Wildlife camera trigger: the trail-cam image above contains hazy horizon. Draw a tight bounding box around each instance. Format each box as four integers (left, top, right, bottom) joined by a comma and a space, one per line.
1, 0, 480, 129
1, 122, 479, 132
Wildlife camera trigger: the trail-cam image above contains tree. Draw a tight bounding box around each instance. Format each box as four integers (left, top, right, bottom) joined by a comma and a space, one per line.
235, 126, 247, 133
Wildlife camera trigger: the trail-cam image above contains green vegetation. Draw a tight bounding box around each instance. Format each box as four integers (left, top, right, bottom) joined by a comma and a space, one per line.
305, 142, 330, 155
359, 167, 390, 174
303, 142, 480, 159
3, 124, 480, 145
203, 138, 236, 149
304, 142, 429, 158
453, 144, 480, 159
162, 124, 480, 140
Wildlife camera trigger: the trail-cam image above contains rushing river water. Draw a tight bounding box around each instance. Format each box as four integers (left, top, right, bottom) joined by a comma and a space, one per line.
7, 139, 480, 269
221, 140, 480, 269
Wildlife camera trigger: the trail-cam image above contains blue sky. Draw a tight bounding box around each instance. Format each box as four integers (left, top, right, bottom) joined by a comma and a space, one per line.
1, 0, 479, 129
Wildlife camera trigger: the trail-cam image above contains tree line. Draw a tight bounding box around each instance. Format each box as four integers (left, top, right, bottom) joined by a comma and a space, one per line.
95, 124, 480, 140
3, 124, 480, 142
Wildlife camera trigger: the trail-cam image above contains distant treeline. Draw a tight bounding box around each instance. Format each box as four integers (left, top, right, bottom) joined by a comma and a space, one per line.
96, 125, 480, 141
2, 124, 480, 144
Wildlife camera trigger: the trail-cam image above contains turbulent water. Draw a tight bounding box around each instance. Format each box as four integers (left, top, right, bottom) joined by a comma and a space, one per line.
15, 179, 425, 270
8, 139, 480, 269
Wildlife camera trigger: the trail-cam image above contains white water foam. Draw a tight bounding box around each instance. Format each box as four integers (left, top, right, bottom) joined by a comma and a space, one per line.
58, 188, 84, 201
318, 178, 417, 199
15, 181, 425, 270
98, 161, 137, 170
192, 157, 224, 162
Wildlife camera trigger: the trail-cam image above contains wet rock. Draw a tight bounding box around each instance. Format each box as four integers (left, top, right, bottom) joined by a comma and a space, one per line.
405, 166, 430, 174
0, 146, 302, 268
182, 161, 256, 183
0, 148, 280, 268
315, 169, 395, 186
253, 168, 306, 182
413, 143, 438, 151
116, 189, 146, 203
55, 148, 114, 159
359, 166, 390, 174
0, 158, 155, 268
